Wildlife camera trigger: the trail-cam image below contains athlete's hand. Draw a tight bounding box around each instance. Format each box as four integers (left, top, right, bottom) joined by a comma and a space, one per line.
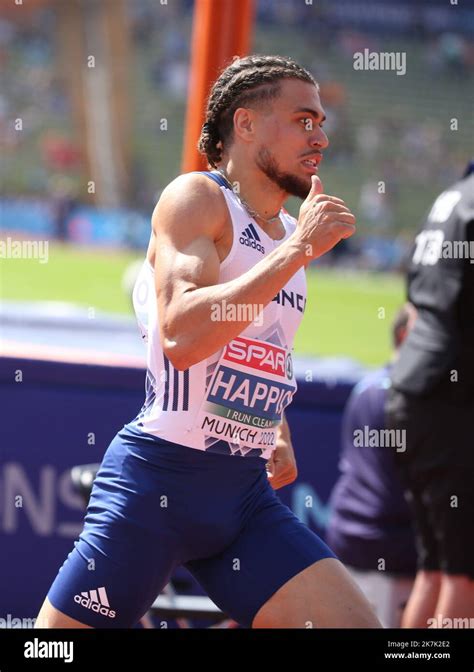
295, 175, 356, 261
266, 424, 297, 490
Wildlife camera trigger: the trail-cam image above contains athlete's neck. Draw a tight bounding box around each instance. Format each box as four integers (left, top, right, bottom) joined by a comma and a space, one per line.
217, 157, 287, 228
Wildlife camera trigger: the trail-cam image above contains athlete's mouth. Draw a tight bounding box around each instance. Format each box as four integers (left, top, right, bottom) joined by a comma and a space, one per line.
300, 154, 323, 172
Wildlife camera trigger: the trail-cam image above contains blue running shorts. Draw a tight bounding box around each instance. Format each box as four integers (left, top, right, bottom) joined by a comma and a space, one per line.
47, 425, 336, 628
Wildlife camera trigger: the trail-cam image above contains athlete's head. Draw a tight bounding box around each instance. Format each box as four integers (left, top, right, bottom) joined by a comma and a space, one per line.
197, 54, 328, 199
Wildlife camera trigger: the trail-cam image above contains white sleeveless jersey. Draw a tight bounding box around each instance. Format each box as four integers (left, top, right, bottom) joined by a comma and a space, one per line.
129, 171, 307, 459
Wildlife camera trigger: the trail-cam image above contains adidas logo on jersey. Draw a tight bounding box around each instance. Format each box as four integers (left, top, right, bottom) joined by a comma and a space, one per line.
239, 223, 265, 254
74, 586, 116, 619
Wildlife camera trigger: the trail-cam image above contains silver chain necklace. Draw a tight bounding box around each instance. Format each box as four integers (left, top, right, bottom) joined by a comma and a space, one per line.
216, 167, 282, 226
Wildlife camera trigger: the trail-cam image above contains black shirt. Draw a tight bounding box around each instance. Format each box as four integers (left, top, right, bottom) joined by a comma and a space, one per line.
391, 173, 474, 397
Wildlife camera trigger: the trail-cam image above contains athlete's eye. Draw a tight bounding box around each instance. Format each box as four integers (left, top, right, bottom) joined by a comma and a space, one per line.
299, 118, 313, 130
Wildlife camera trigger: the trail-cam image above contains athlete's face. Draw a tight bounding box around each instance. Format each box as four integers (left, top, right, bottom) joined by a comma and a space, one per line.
252, 79, 328, 199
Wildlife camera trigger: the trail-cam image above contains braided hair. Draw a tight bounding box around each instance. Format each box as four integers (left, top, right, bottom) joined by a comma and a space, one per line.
198, 55, 317, 168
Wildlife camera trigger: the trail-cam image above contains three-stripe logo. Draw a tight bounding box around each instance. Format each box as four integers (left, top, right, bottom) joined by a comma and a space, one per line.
239, 223, 265, 254
74, 586, 116, 619
162, 355, 189, 411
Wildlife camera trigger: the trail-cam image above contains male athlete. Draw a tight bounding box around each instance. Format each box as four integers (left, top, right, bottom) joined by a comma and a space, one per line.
36, 55, 381, 629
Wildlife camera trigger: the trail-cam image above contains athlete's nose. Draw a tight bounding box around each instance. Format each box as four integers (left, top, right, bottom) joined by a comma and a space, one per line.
310, 126, 329, 150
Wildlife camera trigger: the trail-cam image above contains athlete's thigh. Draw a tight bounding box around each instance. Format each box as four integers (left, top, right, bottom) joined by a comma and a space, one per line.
44, 434, 184, 628
185, 488, 341, 628
44, 526, 179, 628
36, 597, 93, 629
252, 556, 382, 628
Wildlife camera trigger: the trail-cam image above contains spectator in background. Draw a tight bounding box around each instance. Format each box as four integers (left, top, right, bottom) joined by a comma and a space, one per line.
326, 303, 418, 628
359, 180, 394, 232
49, 175, 78, 242
386, 161, 474, 628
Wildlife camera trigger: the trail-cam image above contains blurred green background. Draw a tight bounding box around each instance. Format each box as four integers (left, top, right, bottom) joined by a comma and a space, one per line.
1, 245, 404, 365
2, 0, 472, 366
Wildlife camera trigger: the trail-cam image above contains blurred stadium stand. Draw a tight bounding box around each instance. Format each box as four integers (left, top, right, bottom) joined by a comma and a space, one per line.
1, 0, 473, 266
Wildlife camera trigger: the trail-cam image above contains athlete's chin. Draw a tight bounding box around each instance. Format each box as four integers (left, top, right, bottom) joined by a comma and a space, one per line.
283, 172, 313, 200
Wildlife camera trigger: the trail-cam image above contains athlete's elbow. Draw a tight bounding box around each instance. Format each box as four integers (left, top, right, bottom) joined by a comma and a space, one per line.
162, 338, 190, 371
163, 337, 209, 370
162, 332, 203, 370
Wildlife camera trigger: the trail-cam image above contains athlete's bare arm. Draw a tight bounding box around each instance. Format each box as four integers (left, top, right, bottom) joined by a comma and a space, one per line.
153, 173, 354, 370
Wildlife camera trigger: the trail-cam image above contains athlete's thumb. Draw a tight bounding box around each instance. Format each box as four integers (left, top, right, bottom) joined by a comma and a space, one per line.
305, 174, 323, 201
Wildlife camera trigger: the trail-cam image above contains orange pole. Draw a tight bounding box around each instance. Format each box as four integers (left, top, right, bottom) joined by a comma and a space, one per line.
181, 0, 255, 173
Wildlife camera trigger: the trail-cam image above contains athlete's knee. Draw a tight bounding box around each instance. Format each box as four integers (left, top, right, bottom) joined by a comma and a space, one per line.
35, 597, 93, 629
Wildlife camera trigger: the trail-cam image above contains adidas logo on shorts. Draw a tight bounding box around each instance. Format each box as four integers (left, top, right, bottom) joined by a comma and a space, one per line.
74, 586, 116, 619
239, 223, 265, 254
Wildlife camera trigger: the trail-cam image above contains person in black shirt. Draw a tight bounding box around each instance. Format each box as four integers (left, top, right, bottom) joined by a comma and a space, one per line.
326, 304, 418, 627
386, 161, 474, 628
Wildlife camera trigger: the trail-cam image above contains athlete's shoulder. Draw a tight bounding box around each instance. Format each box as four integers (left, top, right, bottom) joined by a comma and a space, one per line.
159, 171, 227, 205
152, 171, 227, 236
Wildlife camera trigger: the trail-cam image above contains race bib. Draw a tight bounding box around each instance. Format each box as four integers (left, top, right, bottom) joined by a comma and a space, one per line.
196, 336, 297, 450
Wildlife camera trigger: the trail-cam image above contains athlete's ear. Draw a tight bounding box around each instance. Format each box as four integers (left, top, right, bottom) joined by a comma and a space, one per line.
233, 107, 256, 143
